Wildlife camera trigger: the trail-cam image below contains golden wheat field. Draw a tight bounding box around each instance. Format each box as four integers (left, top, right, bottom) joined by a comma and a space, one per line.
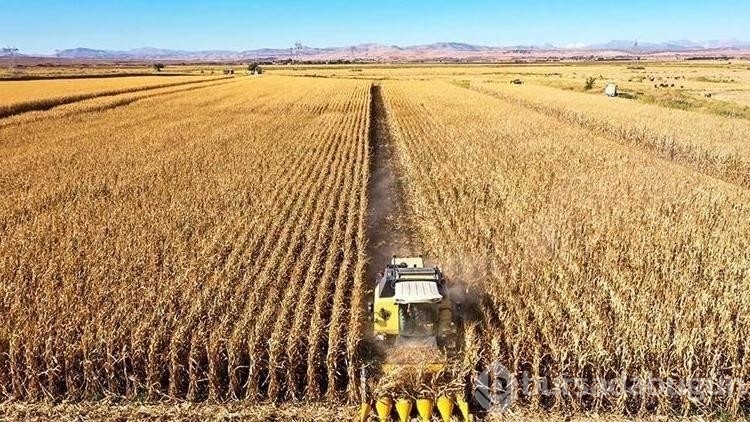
1, 64, 750, 420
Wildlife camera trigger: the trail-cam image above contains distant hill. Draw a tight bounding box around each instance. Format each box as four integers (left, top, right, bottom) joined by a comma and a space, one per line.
47, 39, 750, 61
589, 39, 750, 52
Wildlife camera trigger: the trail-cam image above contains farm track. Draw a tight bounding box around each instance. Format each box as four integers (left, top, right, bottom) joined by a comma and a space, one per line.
463, 82, 750, 190
359, 82, 431, 367
0, 76, 233, 119
364, 84, 417, 277
360, 83, 480, 403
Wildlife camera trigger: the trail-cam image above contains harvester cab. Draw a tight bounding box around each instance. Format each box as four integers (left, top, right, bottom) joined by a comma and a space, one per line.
369, 256, 461, 352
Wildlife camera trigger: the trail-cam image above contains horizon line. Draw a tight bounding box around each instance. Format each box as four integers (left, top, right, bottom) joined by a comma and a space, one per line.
7, 37, 750, 56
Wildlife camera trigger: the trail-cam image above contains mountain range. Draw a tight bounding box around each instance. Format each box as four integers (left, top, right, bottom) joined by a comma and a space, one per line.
8, 39, 750, 61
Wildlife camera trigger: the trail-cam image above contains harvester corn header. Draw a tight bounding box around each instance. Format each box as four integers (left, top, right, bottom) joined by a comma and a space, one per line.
360, 256, 472, 421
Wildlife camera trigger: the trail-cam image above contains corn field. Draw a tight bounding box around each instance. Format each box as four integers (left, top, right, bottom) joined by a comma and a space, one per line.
0, 76, 371, 403
1, 70, 750, 418
382, 80, 750, 416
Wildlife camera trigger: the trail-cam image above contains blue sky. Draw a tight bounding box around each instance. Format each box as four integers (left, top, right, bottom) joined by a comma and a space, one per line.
2, 0, 749, 54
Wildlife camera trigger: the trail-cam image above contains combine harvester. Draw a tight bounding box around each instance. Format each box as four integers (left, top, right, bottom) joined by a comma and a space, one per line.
361, 256, 472, 421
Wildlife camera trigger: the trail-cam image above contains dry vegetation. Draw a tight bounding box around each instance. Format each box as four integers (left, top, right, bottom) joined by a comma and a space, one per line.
0, 76, 370, 404
0, 402, 357, 421
1, 63, 750, 419
0, 75, 228, 118
268, 61, 750, 118
471, 81, 750, 188
382, 79, 750, 416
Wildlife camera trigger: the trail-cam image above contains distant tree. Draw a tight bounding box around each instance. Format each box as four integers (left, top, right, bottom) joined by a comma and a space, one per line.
153, 63, 165, 72
247, 62, 263, 74
584, 76, 597, 90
